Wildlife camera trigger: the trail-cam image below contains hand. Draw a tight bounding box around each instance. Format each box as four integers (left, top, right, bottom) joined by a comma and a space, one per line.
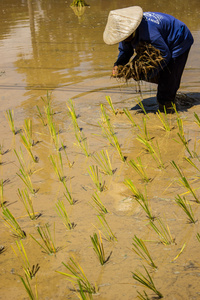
112, 66, 118, 77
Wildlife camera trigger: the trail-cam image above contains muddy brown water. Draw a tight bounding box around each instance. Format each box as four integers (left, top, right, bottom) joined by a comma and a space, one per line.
0, 0, 200, 299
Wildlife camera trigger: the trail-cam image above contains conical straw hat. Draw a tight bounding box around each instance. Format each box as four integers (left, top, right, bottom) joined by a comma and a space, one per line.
103, 6, 143, 45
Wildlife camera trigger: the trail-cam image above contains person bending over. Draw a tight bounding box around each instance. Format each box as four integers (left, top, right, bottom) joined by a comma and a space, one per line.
103, 6, 194, 112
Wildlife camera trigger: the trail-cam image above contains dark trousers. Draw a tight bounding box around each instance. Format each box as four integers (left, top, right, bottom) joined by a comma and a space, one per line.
156, 48, 191, 105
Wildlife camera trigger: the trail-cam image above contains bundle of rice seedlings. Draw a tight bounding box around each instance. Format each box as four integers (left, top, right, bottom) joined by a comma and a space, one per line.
115, 42, 164, 82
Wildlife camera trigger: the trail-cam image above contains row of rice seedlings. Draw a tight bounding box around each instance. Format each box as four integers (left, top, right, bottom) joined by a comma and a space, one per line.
156, 108, 174, 131
5, 109, 16, 135
57, 257, 97, 295
132, 235, 157, 268
1, 204, 26, 239
62, 178, 75, 205
149, 218, 174, 245
90, 192, 108, 214
49, 153, 64, 182
12, 240, 40, 279
88, 165, 104, 192
175, 194, 197, 223
18, 188, 38, 220
55, 199, 75, 230
90, 231, 112, 265
171, 160, 199, 203
100, 104, 126, 162
30, 223, 57, 255
97, 214, 117, 241
19, 273, 38, 300
92, 149, 113, 175
105, 95, 116, 115
129, 157, 150, 183
125, 179, 154, 220
136, 135, 164, 169
123, 108, 137, 127
132, 265, 163, 299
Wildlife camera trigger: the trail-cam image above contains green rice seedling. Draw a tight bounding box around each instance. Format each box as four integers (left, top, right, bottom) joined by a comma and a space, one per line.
175, 114, 193, 157
97, 214, 117, 241
76, 280, 94, 300
23, 119, 34, 146
137, 117, 150, 141
149, 218, 174, 245
100, 104, 126, 162
175, 195, 196, 223
5, 109, 16, 135
14, 148, 29, 174
1, 205, 26, 239
13, 240, 40, 279
17, 168, 35, 194
88, 165, 104, 192
30, 223, 57, 255
75, 131, 90, 157
20, 132, 38, 163
90, 192, 108, 214
156, 108, 174, 131
184, 156, 200, 172
125, 179, 154, 220
36, 105, 46, 126
136, 98, 149, 119
60, 141, 74, 168
129, 157, 150, 182
19, 273, 38, 300
62, 178, 74, 205
18, 188, 37, 220
57, 257, 96, 294
49, 153, 64, 182
106, 95, 116, 115
67, 99, 80, 132
90, 231, 111, 265
45, 104, 59, 151
171, 160, 199, 203
132, 235, 157, 268
56, 200, 75, 230
132, 265, 163, 298
136, 135, 164, 169
123, 108, 137, 127
92, 149, 113, 175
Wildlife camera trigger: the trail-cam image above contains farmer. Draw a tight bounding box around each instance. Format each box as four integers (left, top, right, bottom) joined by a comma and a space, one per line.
103, 6, 194, 112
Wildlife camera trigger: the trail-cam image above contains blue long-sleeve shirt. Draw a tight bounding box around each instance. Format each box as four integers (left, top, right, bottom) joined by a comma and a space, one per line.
114, 12, 194, 68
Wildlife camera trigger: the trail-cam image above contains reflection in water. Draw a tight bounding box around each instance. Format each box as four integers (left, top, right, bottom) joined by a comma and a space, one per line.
0, 0, 199, 103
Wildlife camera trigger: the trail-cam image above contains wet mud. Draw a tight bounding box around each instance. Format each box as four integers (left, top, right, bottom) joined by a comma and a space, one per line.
0, 1, 200, 300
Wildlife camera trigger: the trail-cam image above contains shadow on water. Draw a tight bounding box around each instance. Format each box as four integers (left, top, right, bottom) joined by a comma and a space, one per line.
130, 92, 200, 113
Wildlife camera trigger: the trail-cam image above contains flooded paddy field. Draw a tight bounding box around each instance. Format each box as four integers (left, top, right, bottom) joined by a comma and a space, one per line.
0, 0, 200, 299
